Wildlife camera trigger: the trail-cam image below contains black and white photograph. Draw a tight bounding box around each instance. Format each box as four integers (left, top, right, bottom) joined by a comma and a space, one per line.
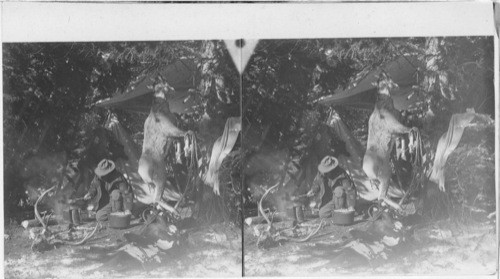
1, 2, 498, 279
2, 40, 243, 277
241, 37, 496, 276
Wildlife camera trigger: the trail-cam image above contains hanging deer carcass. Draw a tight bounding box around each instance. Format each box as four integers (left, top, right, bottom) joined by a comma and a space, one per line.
138, 83, 194, 215
362, 71, 416, 211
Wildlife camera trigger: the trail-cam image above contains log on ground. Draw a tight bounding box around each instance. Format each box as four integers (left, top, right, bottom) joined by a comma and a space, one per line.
21, 219, 58, 229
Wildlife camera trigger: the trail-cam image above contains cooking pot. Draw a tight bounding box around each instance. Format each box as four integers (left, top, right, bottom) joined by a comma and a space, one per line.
109, 212, 131, 229
332, 209, 354, 225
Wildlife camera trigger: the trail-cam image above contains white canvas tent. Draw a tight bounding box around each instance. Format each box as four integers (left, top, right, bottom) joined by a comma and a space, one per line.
316, 55, 420, 111
95, 59, 201, 114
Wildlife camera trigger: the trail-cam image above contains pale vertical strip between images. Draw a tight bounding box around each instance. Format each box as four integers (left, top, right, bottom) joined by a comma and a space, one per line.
0, 14, 5, 277
494, 17, 500, 274
239, 39, 244, 277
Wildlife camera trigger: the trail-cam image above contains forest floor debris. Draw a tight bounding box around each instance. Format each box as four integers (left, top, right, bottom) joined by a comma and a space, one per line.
243, 214, 497, 276
4, 218, 242, 278
4, 211, 497, 277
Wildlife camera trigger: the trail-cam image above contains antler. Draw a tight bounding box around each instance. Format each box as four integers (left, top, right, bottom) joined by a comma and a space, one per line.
258, 181, 280, 229
288, 220, 324, 242
34, 186, 56, 235
59, 222, 100, 246
31, 185, 101, 250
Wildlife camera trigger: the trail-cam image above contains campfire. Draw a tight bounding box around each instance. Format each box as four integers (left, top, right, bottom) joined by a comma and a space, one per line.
29, 186, 99, 252
253, 182, 324, 249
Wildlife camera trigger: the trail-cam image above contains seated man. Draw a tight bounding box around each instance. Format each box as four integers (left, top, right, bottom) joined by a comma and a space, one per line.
84, 159, 134, 222
307, 156, 357, 219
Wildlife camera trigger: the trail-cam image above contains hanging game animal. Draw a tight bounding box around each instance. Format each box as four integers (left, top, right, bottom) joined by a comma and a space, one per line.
362, 71, 416, 211
138, 83, 192, 214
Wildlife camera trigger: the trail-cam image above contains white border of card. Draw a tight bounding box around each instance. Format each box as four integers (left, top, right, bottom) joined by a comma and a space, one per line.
1, 2, 498, 279
0, 2, 495, 41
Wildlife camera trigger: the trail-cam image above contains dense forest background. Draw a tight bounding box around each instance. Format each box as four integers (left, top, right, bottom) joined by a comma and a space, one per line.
3, 37, 494, 222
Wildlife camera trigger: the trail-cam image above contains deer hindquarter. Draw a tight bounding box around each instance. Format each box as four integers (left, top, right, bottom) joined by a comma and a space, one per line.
363, 107, 408, 201
139, 106, 186, 206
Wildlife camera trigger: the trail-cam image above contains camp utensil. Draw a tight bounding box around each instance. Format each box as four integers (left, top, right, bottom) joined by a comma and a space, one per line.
332, 209, 355, 225
109, 212, 131, 229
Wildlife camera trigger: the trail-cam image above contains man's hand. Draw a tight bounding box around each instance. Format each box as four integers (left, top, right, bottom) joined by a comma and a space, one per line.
83, 193, 92, 201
